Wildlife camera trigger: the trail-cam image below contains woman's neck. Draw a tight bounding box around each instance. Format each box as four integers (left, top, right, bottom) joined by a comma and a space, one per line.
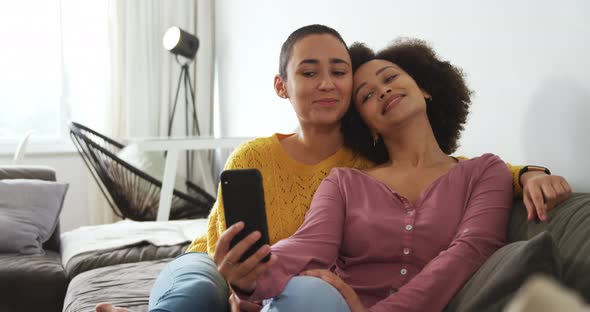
382, 115, 450, 168
282, 123, 343, 165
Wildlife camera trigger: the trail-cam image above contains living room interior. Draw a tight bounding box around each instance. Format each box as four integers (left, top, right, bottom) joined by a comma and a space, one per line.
1, 0, 589, 311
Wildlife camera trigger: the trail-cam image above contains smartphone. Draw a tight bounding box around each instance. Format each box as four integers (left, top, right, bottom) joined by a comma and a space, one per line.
220, 168, 271, 263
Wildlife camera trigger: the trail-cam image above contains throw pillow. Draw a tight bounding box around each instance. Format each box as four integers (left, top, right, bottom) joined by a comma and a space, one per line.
446, 231, 562, 312
0, 179, 68, 255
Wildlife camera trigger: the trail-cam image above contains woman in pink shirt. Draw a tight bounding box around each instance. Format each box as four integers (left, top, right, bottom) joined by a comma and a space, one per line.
219, 39, 517, 312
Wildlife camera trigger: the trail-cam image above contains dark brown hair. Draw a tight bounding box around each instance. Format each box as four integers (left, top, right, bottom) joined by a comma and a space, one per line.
343, 38, 472, 164
279, 24, 348, 80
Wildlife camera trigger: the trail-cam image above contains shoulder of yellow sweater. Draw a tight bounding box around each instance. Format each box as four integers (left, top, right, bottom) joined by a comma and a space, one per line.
236, 134, 279, 151
224, 134, 284, 169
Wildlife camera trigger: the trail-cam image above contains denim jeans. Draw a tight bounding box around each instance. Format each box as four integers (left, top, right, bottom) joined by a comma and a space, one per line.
148, 252, 229, 312
261, 276, 351, 312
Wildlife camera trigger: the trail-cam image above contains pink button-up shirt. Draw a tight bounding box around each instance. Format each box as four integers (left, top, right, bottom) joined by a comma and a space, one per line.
247, 153, 513, 312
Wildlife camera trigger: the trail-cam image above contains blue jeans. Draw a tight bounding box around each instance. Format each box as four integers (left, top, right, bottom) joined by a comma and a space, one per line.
148, 252, 229, 312
261, 276, 351, 312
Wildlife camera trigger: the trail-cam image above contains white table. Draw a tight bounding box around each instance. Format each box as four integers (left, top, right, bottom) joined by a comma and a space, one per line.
132, 137, 253, 221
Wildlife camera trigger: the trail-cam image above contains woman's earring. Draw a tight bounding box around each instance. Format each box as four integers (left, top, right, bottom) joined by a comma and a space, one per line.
425, 96, 433, 104
372, 133, 379, 147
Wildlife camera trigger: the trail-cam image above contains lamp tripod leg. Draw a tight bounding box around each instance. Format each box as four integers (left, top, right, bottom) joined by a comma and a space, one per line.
168, 63, 201, 185
185, 66, 200, 136
168, 64, 185, 137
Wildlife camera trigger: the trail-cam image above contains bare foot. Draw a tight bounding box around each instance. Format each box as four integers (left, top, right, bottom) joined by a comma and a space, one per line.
95, 303, 129, 312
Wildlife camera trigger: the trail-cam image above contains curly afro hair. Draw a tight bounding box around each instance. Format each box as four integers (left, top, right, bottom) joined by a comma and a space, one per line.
342, 38, 472, 164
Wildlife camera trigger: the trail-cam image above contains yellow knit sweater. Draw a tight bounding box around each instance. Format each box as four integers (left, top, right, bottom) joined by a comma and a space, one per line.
186, 133, 523, 255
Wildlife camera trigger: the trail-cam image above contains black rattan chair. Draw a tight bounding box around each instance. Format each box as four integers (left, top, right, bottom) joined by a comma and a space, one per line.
69, 122, 215, 221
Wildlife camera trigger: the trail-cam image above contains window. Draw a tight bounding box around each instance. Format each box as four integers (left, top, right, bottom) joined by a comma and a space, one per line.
0, 0, 108, 153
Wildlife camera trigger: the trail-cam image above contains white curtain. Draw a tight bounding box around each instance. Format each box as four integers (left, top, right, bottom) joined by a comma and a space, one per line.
58, 0, 116, 225
86, 0, 216, 224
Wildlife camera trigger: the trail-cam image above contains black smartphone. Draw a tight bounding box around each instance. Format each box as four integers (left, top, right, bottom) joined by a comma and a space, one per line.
220, 168, 271, 263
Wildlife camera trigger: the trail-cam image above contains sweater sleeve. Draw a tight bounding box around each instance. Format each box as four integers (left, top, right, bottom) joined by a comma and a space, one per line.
369, 155, 514, 312
185, 143, 252, 255
185, 200, 216, 253
241, 173, 346, 301
505, 162, 523, 198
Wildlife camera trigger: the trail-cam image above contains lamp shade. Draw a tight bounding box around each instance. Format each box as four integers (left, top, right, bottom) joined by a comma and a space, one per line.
163, 26, 199, 59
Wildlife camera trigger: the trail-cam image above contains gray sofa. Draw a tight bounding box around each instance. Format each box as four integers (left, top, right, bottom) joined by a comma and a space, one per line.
1, 165, 589, 311
0, 166, 68, 312
0, 166, 186, 312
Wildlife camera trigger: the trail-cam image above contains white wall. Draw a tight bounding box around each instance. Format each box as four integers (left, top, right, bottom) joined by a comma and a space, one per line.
214, 0, 590, 192
0, 153, 94, 232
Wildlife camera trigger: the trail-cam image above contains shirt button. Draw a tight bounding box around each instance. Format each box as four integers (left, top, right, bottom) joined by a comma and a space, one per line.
400, 269, 407, 275
403, 248, 411, 255
407, 210, 414, 216
405, 224, 413, 231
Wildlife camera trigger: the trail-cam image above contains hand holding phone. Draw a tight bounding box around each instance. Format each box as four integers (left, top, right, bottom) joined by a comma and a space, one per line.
221, 168, 271, 263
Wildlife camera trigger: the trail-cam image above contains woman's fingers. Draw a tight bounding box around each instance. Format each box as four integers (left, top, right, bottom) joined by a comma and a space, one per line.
301, 270, 346, 293
214, 222, 245, 265
217, 227, 275, 294
239, 299, 263, 312
561, 178, 572, 194
523, 191, 535, 221
528, 186, 546, 222
228, 255, 278, 295
244, 254, 278, 283
539, 183, 558, 221
247, 254, 278, 281
523, 175, 573, 223
229, 294, 262, 312
224, 230, 261, 265
219, 230, 261, 276
552, 176, 572, 206
232, 244, 272, 278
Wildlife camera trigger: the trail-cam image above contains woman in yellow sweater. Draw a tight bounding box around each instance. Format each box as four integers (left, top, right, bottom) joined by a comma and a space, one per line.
97, 24, 571, 312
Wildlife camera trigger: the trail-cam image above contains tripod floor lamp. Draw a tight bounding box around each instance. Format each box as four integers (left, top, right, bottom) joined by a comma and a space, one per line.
163, 26, 200, 181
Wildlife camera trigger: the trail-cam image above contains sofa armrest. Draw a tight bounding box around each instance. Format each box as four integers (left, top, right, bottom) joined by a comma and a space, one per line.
0, 165, 56, 181
0, 252, 67, 312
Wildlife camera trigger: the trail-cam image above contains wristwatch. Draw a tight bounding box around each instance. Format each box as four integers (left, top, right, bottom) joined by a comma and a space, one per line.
518, 165, 551, 187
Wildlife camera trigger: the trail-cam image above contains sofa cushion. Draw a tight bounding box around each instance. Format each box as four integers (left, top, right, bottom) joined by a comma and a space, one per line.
65, 242, 189, 279
446, 231, 561, 312
0, 251, 67, 312
63, 259, 171, 312
0, 179, 68, 255
508, 193, 590, 302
